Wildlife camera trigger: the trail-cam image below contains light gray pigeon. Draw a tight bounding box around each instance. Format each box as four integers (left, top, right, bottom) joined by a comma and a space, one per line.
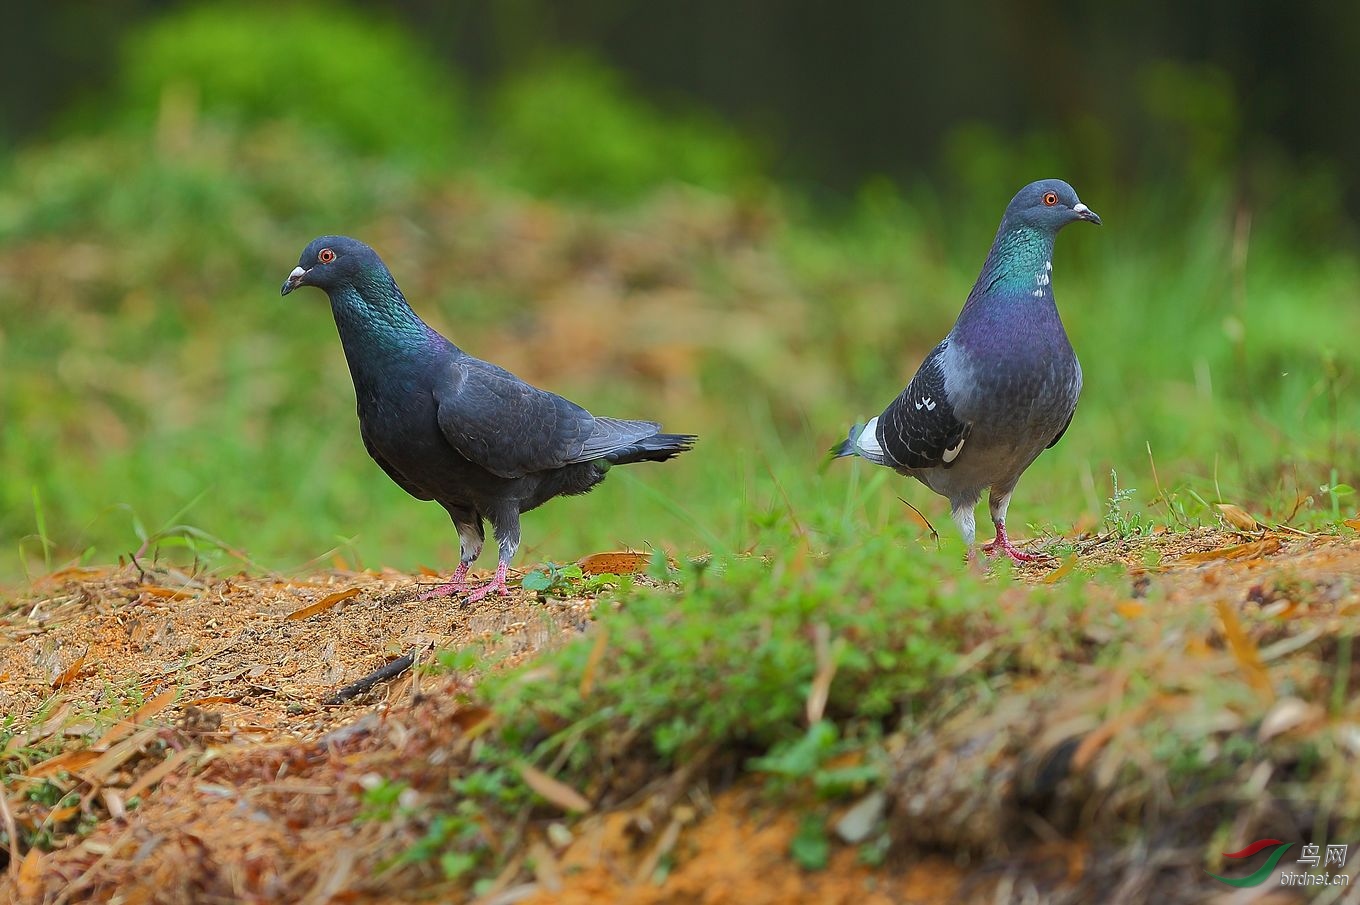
282, 236, 696, 601
832, 179, 1100, 561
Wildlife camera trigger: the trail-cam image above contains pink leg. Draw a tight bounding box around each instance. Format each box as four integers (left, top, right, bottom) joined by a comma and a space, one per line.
418, 562, 471, 600
464, 561, 510, 603
981, 521, 1045, 563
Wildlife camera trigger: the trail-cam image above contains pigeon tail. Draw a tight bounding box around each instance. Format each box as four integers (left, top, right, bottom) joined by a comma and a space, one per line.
831, 418, 890, 465
601, 432, 697, 466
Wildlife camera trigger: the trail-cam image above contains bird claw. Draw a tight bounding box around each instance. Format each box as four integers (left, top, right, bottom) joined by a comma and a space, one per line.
417, 564, 471, 601
461, 561, 511, 604
463, 578, 510, 603
981, 524, 1050, 563
982, 540, 1047, 563
417, 582, 467, 601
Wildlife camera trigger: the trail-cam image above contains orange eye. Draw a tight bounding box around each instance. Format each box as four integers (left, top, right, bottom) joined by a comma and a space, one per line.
1043, 192, 1058, 206
318, 248, 336, 264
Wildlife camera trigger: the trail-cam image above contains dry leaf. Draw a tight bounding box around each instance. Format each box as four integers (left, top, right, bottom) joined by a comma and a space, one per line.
47, 804, 80, 823
28, 749, 101, 778
179, 695, 240, 707
1216, 503, 1260, 531
125, 748, 196, 801
518, 763, 591, 814
102, 788, 126, 821
138, 586, 193, 600
449, 706, 494, 735
1178, 537, 1281, 564
1258, 697, 1319, 742
51, 654, 87, 688
1215, 600, 1273, 702
806, 623, 836, 725
81, 728, 160, 786
578, 628, 609, 698
286, 587, 361, 621
17, 848, 43, 900
95, 689, 178, 751
1344, 517, 1360, 531
1072, 703, 1151, 771
528, 840, 563, 893
1115, 601, 1144, 619
1044, 555, 1077, 584
577, 551, 652, 575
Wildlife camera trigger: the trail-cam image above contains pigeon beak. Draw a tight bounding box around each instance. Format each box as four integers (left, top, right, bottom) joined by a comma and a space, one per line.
280, 266, 307, 296
1072, 202, 1102, 226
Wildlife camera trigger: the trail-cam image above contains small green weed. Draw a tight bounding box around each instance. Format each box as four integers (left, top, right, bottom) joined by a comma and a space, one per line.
521, 562, 625, 597
1102, 469, 1148, 537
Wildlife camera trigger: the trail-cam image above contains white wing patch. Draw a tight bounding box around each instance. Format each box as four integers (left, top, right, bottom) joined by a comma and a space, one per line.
1032, 261, 1052, 297
914, 397, 937, 411
855, 416, 884, 455
941, 436, 966, 463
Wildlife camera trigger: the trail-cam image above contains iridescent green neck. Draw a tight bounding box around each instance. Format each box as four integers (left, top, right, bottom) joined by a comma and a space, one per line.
968, 225, 1057, 303
328, 276, 430, 351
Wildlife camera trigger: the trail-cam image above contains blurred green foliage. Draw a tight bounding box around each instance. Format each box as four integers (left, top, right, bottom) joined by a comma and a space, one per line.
115, 4, 464, 165
490, 54, 761, 199
0, 6, 1357, 583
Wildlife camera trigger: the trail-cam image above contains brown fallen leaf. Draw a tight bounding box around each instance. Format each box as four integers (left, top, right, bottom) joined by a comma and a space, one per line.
1177, 537, 1281, 564
1072, 702, 1153, 771
528, 840, 563, 893
1044, 554, 1077, 584
286, 587, 361, 621
1344, 517, 1360, 531
179, 695, 240, 707
577, 551, 652, 575
518, 763, 591, 814
806, 622, 836, 726
1115, 601, 1144, 619
125, 747, 196, 801
1216, 503, 1260, 531
47, 804, 80, 823
449, 706, 494, 735
81, 728, 160, 787
578, 627, 609, 698
17, 848, 43, 900
28, 749, 101, 778
94, 688, 178, 751
1258, 697, 1320, 742
1216, 600, 1273, 702
51, 653, 88, 689
138, 586, 194, 600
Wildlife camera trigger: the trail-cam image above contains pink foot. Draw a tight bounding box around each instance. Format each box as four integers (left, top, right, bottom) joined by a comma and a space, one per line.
981, 523, 1046, 563
463, 562, 510, 603
418, 562, 470, 601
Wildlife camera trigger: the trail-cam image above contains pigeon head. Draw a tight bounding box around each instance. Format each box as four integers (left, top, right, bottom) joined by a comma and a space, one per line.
280, 236, 390, 296
1002, 179, 1101, 233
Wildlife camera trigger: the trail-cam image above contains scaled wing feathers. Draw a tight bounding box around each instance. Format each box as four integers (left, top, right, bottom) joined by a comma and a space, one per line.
433, 357, 595, 479
877, 342, 971, 470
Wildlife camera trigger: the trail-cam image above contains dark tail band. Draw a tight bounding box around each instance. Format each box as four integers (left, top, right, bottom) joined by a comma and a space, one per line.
603, 433, 697, 466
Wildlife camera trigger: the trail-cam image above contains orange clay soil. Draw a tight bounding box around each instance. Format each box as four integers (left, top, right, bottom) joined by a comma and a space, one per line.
0, 528, 1350, 904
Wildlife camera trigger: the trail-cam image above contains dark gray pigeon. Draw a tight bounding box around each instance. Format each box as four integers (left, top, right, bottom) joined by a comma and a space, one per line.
832, 179, 1100, 561
282, 236, 695, 601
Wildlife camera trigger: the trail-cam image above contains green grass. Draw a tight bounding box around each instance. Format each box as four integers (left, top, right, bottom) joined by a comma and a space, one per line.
0, 10, 1354, 585
0, 9, 1357, 586
2, 117, 1356, 586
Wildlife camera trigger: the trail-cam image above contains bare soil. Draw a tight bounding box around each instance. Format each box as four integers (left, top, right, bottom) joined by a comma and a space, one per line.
1, 529, 1353, 904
